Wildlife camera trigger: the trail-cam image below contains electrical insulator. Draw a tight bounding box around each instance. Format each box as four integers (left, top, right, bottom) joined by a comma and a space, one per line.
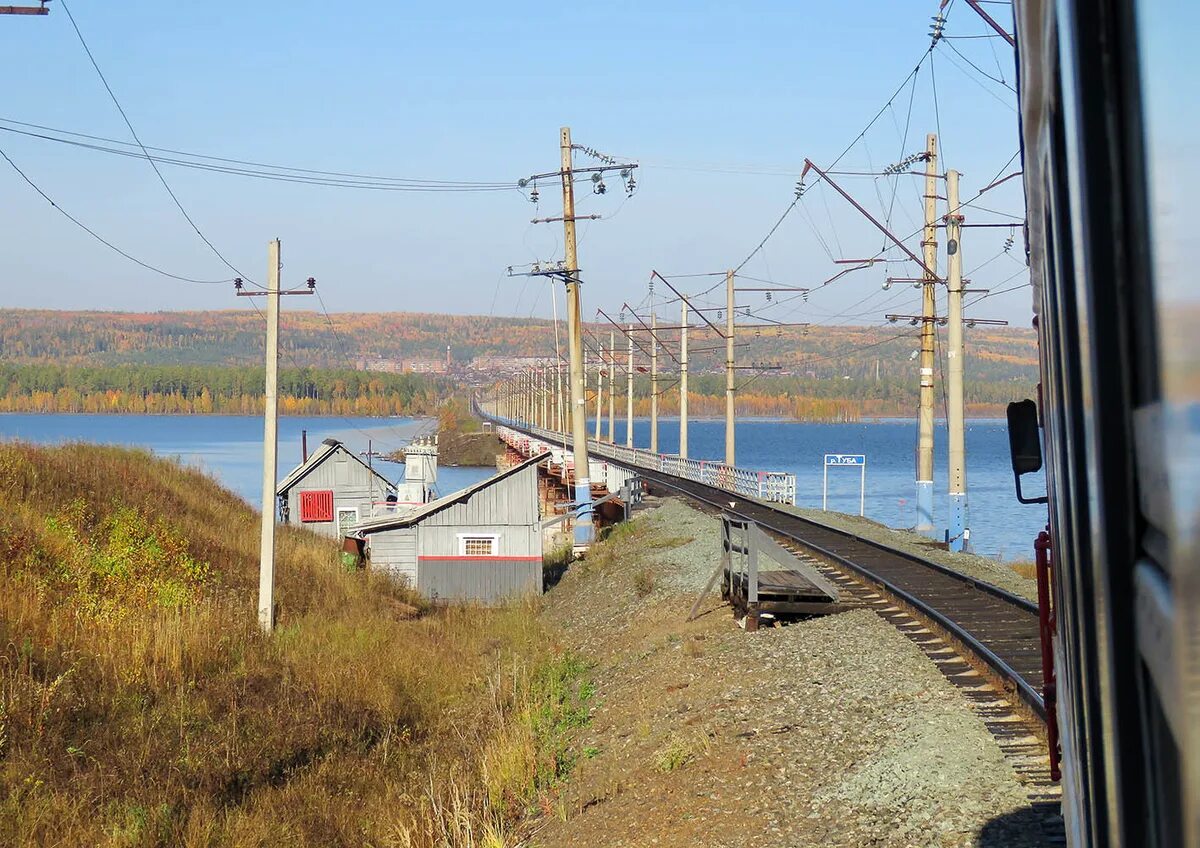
765, 291, 772, 302
529, 185, 539, 204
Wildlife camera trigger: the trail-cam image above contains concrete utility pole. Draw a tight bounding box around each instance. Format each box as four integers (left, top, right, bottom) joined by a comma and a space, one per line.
233, 241, 315, 633
626, 326, 634, 448
650, 309, 659, 453
556, 361, 564, 435
725, 269, 736, 466
945, 169, 969, 551
679, 297, 689, 459
541, 364, 548, 429
258, 241, 280, 632
560, 127, 593, 544
608, 331, 616, 442
916, 133, 939, 534
594, 344, 604, 440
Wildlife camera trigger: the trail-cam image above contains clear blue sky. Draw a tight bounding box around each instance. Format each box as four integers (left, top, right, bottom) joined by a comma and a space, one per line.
0, 0, 1031, 328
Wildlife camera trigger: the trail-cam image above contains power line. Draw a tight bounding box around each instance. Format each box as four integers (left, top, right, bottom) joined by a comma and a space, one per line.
0, 117, 513, 187
0, 143, 231, 284
0, 124, 517, 192
59, 0, 254, 282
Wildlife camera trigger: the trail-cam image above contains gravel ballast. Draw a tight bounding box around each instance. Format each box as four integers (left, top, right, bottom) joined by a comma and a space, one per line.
531, 499, 1053, 847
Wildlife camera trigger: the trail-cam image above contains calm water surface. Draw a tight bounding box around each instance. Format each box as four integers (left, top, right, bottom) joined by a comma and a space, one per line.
0, 414, 495, 505
0, 413, 1047, 561
594, 416, 1047, 561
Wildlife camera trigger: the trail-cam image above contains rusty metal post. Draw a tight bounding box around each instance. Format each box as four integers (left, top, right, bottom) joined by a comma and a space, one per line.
1035, 528, 1061, 781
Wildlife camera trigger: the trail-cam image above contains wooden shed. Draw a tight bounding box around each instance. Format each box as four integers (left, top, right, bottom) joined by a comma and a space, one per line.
276, 438, 396, 538
354, 453, 547, 603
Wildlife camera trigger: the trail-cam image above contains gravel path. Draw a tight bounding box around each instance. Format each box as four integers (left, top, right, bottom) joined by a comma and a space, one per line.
532, 500, 1055, 847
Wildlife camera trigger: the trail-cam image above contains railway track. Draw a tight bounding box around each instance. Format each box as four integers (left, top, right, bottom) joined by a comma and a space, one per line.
492, 419, 1062, 826
494, 420, 1046, 720
636, 466, 1047, 719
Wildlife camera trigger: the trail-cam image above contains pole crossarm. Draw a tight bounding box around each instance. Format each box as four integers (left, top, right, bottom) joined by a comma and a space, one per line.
953, 0, 1016, 46
531, 214, 602, 224
0, 4, 49, 13
689, 342, 751, 354
235, 277, 315, 297
520, 162, 640, 184
802, 158, 940, 282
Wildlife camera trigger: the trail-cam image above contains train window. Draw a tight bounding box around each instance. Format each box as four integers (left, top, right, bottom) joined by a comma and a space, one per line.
1133, 1, 1199, 839
1135, 3, 1200, 557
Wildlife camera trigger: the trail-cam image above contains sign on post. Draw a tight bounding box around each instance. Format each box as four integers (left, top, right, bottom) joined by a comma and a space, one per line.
823, 454, 867, 516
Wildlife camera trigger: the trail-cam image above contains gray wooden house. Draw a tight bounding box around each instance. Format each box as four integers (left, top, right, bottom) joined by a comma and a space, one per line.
276, 438, 396, 538
353, 453, 547, 603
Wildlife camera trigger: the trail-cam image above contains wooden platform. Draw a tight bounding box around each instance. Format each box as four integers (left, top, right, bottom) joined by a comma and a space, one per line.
723, 567, 845, 617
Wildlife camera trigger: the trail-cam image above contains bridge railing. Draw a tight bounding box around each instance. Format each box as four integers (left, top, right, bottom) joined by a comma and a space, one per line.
493, 419, 796, 506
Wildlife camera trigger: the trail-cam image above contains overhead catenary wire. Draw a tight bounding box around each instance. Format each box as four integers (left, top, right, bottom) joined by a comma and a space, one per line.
733, 44, 936, 273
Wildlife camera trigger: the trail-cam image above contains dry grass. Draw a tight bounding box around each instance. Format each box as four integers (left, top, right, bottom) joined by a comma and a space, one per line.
0, 442, 587, 847
1010, 561, 1038, 580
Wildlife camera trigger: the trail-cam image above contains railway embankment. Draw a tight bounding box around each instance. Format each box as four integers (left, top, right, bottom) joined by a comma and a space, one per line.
776, 503, 1040, 602
532, 497, 1053, 847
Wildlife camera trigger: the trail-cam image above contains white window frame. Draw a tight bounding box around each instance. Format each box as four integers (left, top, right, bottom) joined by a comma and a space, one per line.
336, 507, 359, 535
457, 534, 499, 557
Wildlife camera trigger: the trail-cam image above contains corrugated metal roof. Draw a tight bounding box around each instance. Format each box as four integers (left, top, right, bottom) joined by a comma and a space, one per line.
355, 451, 549, 534
276, 439, 395, 496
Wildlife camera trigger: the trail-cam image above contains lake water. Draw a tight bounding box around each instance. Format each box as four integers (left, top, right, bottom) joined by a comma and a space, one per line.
591, 416, 1047, 561
0, 414, 496, 506
0, 413, 1047, 561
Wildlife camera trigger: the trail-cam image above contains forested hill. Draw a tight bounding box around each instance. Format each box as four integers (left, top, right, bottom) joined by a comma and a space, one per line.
1, 309, 1038, 382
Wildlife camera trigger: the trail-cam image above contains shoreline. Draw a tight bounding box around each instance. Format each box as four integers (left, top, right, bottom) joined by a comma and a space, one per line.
0, 411, 1012, 422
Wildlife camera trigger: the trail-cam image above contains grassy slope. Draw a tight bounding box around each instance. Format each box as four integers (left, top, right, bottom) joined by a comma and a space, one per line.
0, 444, 588, 847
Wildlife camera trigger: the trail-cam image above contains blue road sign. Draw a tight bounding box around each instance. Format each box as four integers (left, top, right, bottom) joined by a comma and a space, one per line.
824, 454, 866, 466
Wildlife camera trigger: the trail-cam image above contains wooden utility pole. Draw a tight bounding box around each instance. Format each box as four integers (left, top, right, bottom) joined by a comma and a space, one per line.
560, 127, 593, 544
650, 309, 659, 452
679, 297, 689, 459
607, 331, 615, 442
725, 269, 736, 466
916, 133, 939, 534
233, 241, 312, 632
945, 169, 968, 551
626, 325, 634, 448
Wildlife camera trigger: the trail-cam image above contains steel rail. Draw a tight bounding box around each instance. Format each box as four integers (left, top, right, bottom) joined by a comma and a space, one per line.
491, 414, 1046, 722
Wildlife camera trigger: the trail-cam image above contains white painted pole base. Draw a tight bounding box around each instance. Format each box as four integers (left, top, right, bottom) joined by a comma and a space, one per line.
573, 479, 594, 545
916, 480, 934, 535
948, 491, 968, 552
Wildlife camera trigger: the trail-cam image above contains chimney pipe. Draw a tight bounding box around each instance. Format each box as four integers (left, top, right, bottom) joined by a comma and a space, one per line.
302, 429, 308, 462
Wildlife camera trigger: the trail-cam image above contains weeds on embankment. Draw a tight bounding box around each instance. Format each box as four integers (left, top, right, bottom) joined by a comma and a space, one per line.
0, 442, 590, 847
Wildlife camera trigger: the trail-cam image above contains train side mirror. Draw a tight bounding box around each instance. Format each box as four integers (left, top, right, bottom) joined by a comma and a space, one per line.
1007, 399, 1048, 504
